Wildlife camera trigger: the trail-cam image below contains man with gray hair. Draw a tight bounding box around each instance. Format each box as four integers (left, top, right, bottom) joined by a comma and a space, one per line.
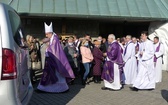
101, 34, 124, 91
123, 35, 137, 85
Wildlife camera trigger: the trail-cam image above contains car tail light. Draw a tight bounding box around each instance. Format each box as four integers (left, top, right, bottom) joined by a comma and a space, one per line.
1, 48, 17, 80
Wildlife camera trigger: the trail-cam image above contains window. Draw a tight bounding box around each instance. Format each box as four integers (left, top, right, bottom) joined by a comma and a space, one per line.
8, 10, 24, 46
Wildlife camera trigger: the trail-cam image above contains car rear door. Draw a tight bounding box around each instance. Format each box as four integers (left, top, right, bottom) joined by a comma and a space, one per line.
17, 29, 31, 102
7, 10, 32, 102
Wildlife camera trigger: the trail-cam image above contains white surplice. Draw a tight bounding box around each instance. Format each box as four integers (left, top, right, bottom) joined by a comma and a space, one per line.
123, 41, 137, 84
119, 42, 125, 57
104, 63, 122, 90
154, 42, 164, 83
133, 39, 155, 89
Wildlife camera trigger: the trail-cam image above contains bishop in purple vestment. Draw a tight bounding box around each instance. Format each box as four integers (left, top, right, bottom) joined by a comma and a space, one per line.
37, 22, 75, 93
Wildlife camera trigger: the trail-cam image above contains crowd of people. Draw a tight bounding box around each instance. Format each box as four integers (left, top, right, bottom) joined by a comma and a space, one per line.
25, 22, 165, 93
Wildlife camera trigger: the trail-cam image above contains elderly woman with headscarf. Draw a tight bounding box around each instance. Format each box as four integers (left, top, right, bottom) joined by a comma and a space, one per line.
92, 41, 104, 83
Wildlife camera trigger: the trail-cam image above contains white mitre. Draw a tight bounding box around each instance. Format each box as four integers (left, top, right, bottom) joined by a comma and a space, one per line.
44, 22, 53, 33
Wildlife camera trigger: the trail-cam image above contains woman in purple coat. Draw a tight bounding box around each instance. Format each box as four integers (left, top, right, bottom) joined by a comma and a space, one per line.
92, 41, 104, 83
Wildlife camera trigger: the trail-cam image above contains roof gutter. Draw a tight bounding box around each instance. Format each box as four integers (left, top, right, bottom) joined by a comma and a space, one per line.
18, 13, 168, 22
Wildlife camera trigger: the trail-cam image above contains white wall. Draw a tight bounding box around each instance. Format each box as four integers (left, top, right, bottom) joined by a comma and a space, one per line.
148, 22, 168, 71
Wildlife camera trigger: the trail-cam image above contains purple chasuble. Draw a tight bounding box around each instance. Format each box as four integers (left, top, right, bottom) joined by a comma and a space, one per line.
101, 41, 124, 83
154, 43, 161, 62
40, 57, 58, 86
40, 33, 75, 86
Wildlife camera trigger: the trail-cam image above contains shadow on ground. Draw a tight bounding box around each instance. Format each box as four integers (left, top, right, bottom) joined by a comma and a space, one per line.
161, 89, 168, 102
29, 77, 85, 105
29, 60, 92, 105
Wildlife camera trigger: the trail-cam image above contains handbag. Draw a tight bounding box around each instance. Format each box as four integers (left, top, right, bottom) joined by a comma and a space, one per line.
32, 61, 41, 70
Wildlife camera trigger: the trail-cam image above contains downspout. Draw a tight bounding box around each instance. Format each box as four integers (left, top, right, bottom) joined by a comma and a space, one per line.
8, 0, 13, 5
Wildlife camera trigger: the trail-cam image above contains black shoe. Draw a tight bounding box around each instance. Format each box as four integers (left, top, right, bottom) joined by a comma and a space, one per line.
101, 87, 109, 90
147, 88, 154, 91
93, 76, 96, 83
94, 80, 101, 84
97, 76, 101, 84
94, 76, 101, 84
108, 89, 119, 91
68, 80, 74, 85
129, 87, 139, 91
82, 79, 86, 85
120, 85, 124, 89
86, 82, 90, 85
141, 88, 154, 91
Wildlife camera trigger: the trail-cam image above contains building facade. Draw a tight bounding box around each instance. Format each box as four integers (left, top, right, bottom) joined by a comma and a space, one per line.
1, 0, 168, 70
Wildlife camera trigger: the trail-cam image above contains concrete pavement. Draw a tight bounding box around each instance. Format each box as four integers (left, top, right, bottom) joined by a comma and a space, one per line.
29, 71, 168, 105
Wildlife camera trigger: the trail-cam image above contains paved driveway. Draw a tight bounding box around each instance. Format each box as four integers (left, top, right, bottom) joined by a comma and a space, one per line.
29, 71, 168, 105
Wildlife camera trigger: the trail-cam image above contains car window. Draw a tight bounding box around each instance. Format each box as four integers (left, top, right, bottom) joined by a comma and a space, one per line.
8, 10, 25, 46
